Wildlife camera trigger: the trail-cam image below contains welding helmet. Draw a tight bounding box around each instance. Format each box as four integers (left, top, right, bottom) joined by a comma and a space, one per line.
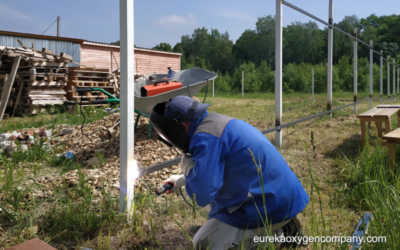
149, 96, 210, 153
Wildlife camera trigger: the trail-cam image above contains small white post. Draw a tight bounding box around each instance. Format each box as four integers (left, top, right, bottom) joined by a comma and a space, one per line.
119, 0, 135, 213
212, 79, 214, 98
388, 56, 390, 104
397, 66, 399, 102
380, 51, 383, 104
369, 40, 373, 108
354, 28, 357, 114
327, 0, 334, 116
312, 68, 314, 101
275, 0, 283, 147
394, 59, 396, 102
242, 71, 244, 98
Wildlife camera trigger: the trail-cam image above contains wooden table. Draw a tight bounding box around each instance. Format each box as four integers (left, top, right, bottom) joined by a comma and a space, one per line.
382, 128, 400, 170
357, 107, 400, 147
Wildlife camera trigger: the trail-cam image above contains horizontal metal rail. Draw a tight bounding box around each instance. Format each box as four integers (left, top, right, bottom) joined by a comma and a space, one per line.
282, 1, 372, 49
139, 96, 379, 176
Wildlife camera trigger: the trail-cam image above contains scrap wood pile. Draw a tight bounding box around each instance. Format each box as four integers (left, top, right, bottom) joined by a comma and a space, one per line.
108, 69, 149, 98
5, 112, 181, 201
65, 67, 114, 106
0, 44, 72, 119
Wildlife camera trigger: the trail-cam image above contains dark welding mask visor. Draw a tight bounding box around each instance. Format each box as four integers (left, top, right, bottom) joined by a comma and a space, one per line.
149, 102, 191, 153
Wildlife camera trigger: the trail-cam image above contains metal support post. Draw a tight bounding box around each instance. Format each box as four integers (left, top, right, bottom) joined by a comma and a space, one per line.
380, 51, 383, 104
369, 40, 373, 108
119, 0, 135, 213
57, 16, 60, 37
312, 68, 314, 101
398, 66, 399, 102
394, 59, 396, 102
275, 0, 283, 147
212, 79, 214, 98
354, 28, 357, 114
327, 0, 333, 115
242, 71, 244, 98
388, 56, 390, 104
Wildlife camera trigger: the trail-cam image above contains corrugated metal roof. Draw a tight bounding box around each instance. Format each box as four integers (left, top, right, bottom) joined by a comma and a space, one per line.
0, 29, 182, 56
83, 41, 182, 56
0, 30, 84, 43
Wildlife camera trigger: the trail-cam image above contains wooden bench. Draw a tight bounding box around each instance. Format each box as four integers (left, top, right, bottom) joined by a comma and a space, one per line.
357, 107, 400, 147
382, 128, 400, 171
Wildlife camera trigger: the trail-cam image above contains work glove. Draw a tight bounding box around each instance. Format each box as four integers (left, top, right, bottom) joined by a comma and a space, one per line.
164, 174, 186, 194
180, 154, 195, 176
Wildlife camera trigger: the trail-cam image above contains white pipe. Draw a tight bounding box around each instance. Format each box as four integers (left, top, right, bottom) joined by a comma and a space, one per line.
394, 59, 396, 102
369, 40, 373, 108
398, 66, 399, 102
327, 0, 333, 116
388, 56, 390, 104
312, 68, 314, 101
380, 51, 383, 104
354, 28, 357, 114
242, 71, 244, 98
275, 0, 283, 147
119, 0, 135, 213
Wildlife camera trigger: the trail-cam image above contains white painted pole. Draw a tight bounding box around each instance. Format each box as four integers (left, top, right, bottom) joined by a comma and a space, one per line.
354, 28, 357, 114
380, 51, 383, 104
119, 0, 135, 213
312, 68, 314, 101
327, 0, 333, 115
242, 71, 244, 98
369, 40, 373, 108
275, 0, 283, 147
397, 66, 399, 102
394, 59, 396, 102
212, 79, 214, 98
388, 56, 390, 104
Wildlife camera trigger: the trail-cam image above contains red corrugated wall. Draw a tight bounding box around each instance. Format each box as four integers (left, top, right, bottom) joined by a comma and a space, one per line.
80, 44, 180, 75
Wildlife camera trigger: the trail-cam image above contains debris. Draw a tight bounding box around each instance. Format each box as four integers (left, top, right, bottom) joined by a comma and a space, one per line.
62, 128, 74, 135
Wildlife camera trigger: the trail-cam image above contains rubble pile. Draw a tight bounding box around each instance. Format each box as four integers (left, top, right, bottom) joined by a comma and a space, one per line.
0, 128, 53, 153
1, 112, 182, 201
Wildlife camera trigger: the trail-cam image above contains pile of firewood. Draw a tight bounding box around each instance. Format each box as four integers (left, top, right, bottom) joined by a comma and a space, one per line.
0, 43, 72, 119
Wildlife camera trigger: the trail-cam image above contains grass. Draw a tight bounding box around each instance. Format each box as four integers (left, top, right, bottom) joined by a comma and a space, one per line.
0, 91, 398, 249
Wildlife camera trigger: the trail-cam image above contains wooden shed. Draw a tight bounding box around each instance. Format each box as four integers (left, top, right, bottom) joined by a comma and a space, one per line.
81, 41, 181, 75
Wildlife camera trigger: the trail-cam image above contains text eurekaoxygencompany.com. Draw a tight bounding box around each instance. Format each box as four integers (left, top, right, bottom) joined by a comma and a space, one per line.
253, 235, 387, 245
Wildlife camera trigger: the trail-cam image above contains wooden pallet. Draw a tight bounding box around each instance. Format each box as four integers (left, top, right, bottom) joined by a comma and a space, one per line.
19, 61, 69, 68
67, 81, 112, 87
18, 75, 67, 81
18, 67, 69, 75
68, 67, 109, 73
21, 81, 67, 87
19, 98, 64, 105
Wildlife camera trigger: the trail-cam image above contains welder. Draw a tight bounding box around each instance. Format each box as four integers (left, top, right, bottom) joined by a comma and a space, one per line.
149, 95, 309, 250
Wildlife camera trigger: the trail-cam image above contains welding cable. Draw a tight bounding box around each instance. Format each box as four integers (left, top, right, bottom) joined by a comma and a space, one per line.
79, 98, 111, 137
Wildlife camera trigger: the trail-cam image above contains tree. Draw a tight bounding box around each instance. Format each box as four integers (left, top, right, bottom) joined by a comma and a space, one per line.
152, 43, 173, 52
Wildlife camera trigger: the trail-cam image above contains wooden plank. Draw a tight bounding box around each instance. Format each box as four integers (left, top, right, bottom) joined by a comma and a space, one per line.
374, 108, 400, 117
357, 107, 380, 118
0, 56, 21, 120
42, 48, 56, 55
60, 53, 72, 61
383, 128, 400, 140
12, 82, 24, 116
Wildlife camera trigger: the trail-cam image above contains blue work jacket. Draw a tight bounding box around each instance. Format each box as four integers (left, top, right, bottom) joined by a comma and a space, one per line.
184, 111, 309, 229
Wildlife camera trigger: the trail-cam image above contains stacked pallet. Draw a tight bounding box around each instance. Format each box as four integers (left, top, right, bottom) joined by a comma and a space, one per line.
65, 67, 112, 106
0, 45, 72, 118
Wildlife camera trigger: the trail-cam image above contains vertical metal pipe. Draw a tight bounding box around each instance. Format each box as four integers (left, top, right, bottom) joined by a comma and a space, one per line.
57, 16, 60, 37
312, 68, 314, 101
354, 28, 357, 114
388, 56, 390, 104
275, 0, 283, 147
394, 59, 396, 102
398, 66, 399, 102
242, 71, 244, 98
327, 0, 333, 115
380, 51, 383, 104
369, 40, 373, 108
213, 79, 214, 98
119, 0, 135, 212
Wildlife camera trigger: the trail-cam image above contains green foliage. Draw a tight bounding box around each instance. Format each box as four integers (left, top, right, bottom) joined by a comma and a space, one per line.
152, 43, 173, 52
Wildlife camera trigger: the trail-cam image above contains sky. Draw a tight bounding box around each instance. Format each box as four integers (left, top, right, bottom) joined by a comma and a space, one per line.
1, 0, 400, 49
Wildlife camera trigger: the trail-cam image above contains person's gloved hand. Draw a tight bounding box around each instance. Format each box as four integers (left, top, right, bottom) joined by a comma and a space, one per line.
164, 174, 186, 194
180, 154, 195, 176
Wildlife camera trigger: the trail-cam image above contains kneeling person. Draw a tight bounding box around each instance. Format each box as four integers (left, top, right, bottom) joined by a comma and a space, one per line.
150, 96, 309, 250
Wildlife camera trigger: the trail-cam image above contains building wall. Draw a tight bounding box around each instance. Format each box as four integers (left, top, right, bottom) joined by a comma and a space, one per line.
0, 35, 80, 66
80, 44, 180, 75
